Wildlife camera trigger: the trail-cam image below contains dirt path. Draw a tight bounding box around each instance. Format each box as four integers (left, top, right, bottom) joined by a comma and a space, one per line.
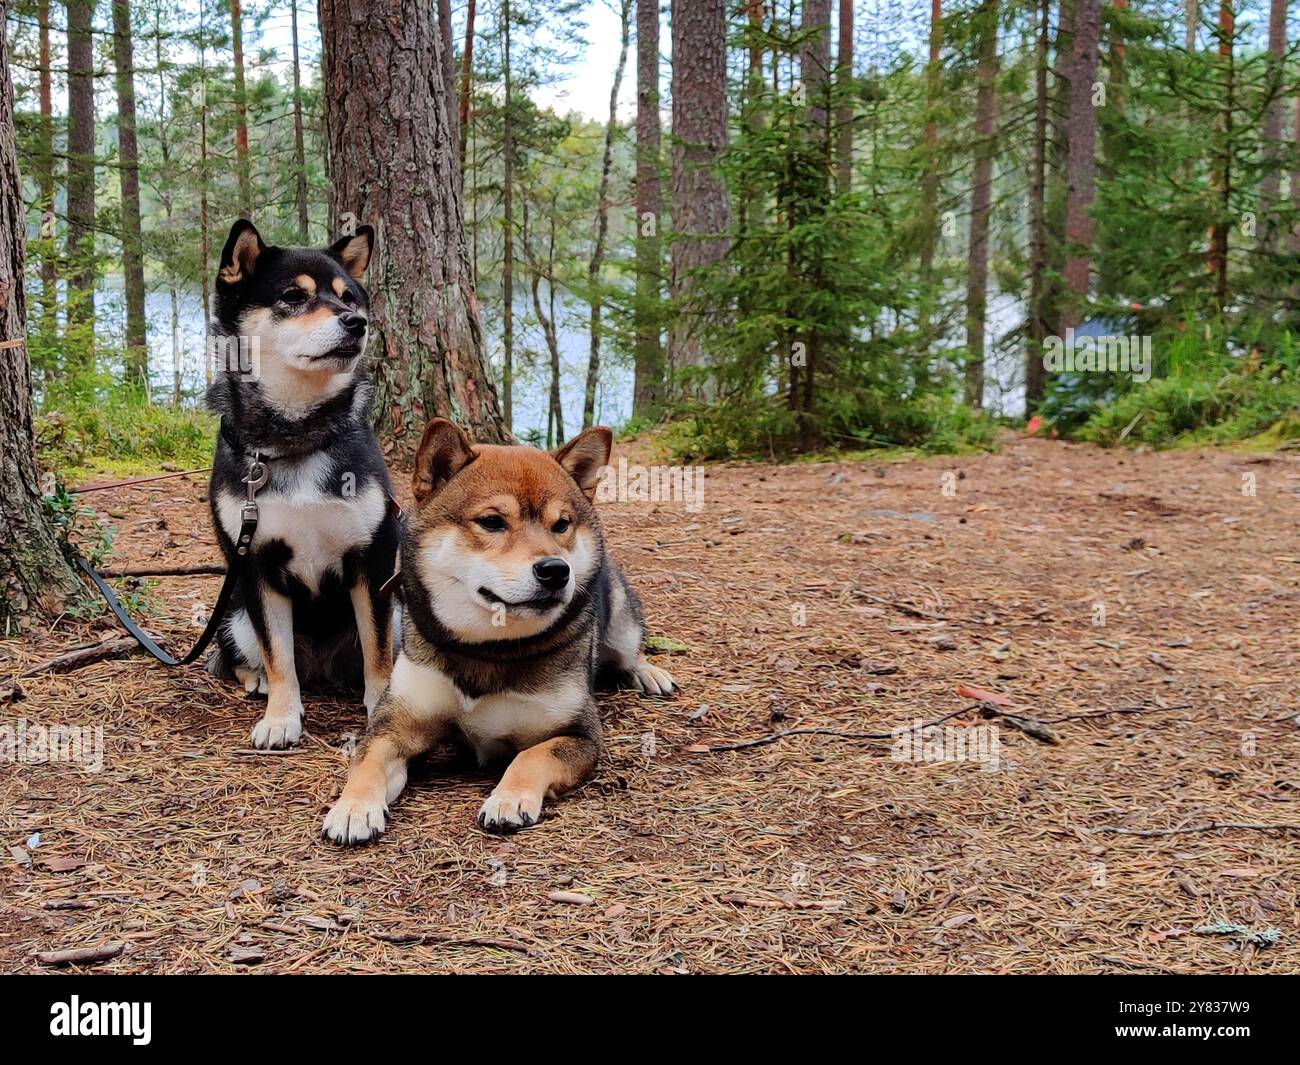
2, 437, 1297, 973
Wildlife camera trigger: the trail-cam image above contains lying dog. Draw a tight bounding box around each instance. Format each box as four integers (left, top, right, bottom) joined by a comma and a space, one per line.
322, 419, 676, 843
205, 219, 400, 748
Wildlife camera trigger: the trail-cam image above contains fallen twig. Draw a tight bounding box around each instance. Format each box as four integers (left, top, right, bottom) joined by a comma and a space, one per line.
691, 706, 974, 753
98, 563, 225, 579
36, 941, 125, 966
21, 638, 142, 677
370, 930, 533, 954
1087, 821, 1300, 838
1038, 702, 1191, 724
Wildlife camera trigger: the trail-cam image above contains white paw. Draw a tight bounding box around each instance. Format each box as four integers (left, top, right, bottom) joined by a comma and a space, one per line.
477, 789, 543, 834
631, 660, 676, 697
250, 707, 303, 749
321, 791, 387, 845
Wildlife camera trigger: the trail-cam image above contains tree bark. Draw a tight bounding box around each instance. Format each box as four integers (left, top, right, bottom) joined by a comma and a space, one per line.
290, 0, 310, 241
918, 0, 941, 340
1060, 0, 1100, 333
964, 0, 998, 409
1259, 0, 1285, 254
320, 0, 507, 446
1206, 0, 1232, 313
112, 0, 148, 389
1025, 0, 1049, 413
583, 0, 632, 429
37, 0, 56, 333
800, 0, 832, 435
633, 0, 664, 418
669, 0, 729, 375
0, 1, 85, 627
199, 31, 212, 386
457, 0, 476, 174
501, 0, 515, 431
65, 0, 96, 352
437, 0, 458, 193
835, 0, 853, 193
230, 0, 253, 217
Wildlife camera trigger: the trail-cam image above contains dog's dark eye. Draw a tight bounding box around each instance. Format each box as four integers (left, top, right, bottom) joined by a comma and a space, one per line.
475, 515, 507, 532
280, 287, 307, 305
552, 518, 571, 534
339, 289, 356, 305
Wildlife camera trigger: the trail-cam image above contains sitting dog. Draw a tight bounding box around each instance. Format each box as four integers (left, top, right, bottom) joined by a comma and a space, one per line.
322, 418, 675, 844
205, 219, 400, 749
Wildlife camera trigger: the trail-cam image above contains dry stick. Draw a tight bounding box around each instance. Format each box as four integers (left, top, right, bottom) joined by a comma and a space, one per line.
694, 705, 974, 753
370, 930, 533, 954
35, 941, 125, 966
850, 589, 947, 620
1087, 821, 1300, 837
20, 637, 142, 676
99, 563, 225, 579
1038, 702, 1191, 724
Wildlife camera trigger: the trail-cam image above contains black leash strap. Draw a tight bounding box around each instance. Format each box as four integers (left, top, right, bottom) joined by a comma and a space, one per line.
72, 455, 267, 668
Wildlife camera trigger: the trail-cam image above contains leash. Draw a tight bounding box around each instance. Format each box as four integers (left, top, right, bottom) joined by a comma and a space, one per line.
72, 456, 267, 667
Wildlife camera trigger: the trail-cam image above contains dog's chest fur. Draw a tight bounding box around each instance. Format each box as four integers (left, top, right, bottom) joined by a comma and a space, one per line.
215, 451, 386, 594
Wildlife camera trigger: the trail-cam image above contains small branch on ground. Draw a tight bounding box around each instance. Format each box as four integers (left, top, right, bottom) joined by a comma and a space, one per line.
35, 941, 125, 966
1087, 821, 1300, 838
98, 563, 226, 579
21, 637, 143, 677
691, 705, 974, 753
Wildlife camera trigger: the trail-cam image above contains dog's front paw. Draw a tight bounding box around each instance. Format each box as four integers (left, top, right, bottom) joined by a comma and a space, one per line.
250, 707, 303, 749
322, 791, 387, 845
630, 658, 676, 698
477, 788, 543, 834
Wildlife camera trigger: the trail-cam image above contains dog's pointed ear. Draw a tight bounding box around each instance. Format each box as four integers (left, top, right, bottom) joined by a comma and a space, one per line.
553, 427, 612, 499
413, 418, 477, 502
329, 225, 374, 280
218, 219, 264, 285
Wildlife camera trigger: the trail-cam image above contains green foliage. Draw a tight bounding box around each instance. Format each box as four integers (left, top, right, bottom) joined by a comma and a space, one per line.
40, 479, 116, 567
35, 401, 216, 482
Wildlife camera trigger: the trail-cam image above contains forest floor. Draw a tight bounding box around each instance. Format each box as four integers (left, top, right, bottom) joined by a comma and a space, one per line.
2, 435, 1298, 974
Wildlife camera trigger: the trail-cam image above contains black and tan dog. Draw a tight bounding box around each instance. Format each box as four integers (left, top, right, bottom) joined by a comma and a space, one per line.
322, 419, 675, 844
206, 219, 399, 748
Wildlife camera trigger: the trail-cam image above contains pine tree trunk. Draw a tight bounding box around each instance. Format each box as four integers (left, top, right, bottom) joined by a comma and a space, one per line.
669, 0, 730, 376
633, 0, 664, 418
457, 0, 477, 174
501, 1, 515, 432
1207, 0, 1232, 313
37, 0, 56, 335
320, 0, 507, 447
1025, 0, 1049, 412
65, 0, 96, 355
1060, 0, 1100, 333
917, 0, 941, 340
290, 0, 310, 242
230, 0, 253, 217
584, 0, 632, 429
1, 3, 84, 627
112, 0, 148, 389
964, 0, 998, 409
437, 0, 458, 193
835, 0, 853, 193
1259, 0, 1285, 254
800, 0, 832, 439
199, 37, 211, 386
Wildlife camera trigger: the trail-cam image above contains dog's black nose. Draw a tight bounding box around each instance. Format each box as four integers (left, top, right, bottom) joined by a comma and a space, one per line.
339, 311, 366, 338
533, 557, 570, 591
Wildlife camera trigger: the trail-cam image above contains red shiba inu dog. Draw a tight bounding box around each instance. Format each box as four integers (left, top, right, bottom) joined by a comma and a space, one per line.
322, 419, 676, 844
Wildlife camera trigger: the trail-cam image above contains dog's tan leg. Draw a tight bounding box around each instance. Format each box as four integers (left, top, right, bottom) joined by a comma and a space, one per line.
350, 578, 392, 714
478, 734, 599, 833
249, 587, 304, 749
321, 654, 454, 844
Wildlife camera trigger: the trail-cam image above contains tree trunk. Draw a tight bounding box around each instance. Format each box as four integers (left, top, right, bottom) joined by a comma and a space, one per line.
0, 2, 85, 627
457, 0, 476, 174
37, 0, 56, 334
65, 0, 96, 354
290, 0, 310, 241
800, 0, 832, 435
1025, 0, 1049, 413
230, 0, 253, 217
112, 0, 148, 390
1259, 0, 1285, 254
523, 198, 564, 448
633, 0, 664, 418
1186, 0, 1197, 49
583, 0, 632, 429
320, 0, 507, 446
199, 33, 212, 386
835, 0, 853, 193
437, 0, 458, 193
501, 0, 515, 431
917, 0, 941, 339
1206, 0, 1232, 313
669, 0, 730, 376
1060, 0, 1100, 333
964, 0, 998, 409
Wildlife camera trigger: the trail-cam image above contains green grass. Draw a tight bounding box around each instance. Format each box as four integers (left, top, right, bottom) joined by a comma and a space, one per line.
36, 402, 217, 485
